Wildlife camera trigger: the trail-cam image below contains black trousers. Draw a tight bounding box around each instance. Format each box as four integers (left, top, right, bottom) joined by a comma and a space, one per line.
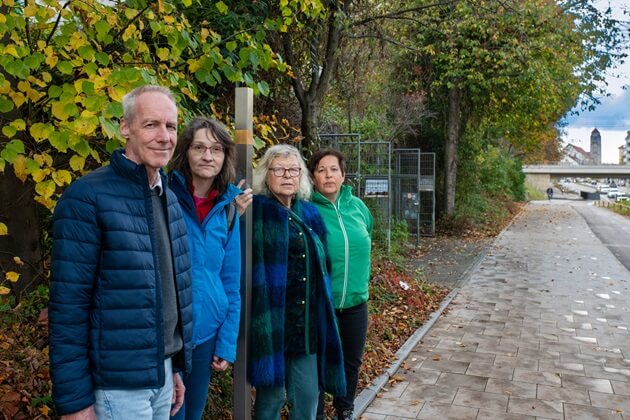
317, 302, 369, 417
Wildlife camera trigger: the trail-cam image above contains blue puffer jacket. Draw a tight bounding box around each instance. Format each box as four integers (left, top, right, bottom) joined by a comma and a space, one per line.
49, 149, 193, 416
170, 171, 242, 363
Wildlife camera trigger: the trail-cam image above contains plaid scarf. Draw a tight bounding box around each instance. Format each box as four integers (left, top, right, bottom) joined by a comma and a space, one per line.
249, 195, 346, 396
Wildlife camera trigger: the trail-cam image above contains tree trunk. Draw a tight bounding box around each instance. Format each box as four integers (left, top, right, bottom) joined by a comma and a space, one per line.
0, 168, 44, 299
300, 98, 319, 150
444, 87, 463, 217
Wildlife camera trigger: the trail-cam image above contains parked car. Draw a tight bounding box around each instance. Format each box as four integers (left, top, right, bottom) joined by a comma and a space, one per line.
599, 185, 612, 193
616, 193, 629, 202
607, 188, 620, 198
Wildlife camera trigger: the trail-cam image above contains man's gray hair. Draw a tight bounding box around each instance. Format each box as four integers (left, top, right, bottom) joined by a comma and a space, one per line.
122, 85, 176, 122
253, 144, 312, 200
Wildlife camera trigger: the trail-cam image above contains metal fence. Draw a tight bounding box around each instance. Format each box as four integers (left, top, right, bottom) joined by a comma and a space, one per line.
392, 150, 436, 244
318, 134, 436, 248
319, 134, 392, 252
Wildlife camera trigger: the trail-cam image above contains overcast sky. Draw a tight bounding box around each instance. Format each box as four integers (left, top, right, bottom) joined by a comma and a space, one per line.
561, 0, 630, 163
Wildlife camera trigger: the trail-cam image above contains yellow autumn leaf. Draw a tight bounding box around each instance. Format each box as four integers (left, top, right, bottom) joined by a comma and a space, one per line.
5, 271, 19, 282
34, 153, 53, 167
69, 155, 85, 171
32, 168, 50, 183
35, 179, 56, 198
4, 45, 18, 57
45, 51, 58, 68
122, 24, 136, 42
0, 286, 10, 295
34, 195, 55, 211
23, 4, 37, 17
17, 80, 30, 92
108, 85, 127, 103
200, 28, 209, 43
51, 101, 69, 120
188, 58, 201, 73
0, 223, 7, 236
52, 169, 72, 186
9, 91, 26, 108
157, 48, 169, 61
13, 256, 23, 265
13, 155, 28, 182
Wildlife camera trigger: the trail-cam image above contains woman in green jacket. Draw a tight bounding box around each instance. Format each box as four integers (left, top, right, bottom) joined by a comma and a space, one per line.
308, 149, 373, 420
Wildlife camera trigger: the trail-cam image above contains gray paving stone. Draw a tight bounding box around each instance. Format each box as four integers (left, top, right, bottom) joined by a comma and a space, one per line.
563, 403, 623, 420
364, 396, 423, 417
590, 391, 630, 412
400, 383, 458, 404
562, 374, 614, 393
512, 368, 561, 386
476, 410, 535, 419
419, 358, 470, 374
506, 396, 563, 419
485, 378, 537, 398
435, 372, 488, 391
536, 384, 590, 404
466, 361, 514, 379
612, 379, 630, 396
416, 402, 478, 419
452, 388, 508, 411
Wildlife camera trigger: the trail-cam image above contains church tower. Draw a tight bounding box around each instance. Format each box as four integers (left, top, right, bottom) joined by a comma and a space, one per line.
590, 128, 601, 164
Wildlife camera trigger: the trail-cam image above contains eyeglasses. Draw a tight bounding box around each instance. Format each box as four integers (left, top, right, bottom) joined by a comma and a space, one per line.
269, 167, 301, 177
190, 144, 224, 156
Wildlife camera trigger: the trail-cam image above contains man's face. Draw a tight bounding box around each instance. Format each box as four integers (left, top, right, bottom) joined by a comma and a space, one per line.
120, 91, 178, 174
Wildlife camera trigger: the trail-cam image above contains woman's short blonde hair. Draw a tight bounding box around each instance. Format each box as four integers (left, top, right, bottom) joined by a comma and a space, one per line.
253, 144, 312, 200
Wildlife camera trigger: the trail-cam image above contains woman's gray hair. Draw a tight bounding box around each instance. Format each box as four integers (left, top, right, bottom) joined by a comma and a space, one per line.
253, 144, 312, 200
122, 85, 176, 122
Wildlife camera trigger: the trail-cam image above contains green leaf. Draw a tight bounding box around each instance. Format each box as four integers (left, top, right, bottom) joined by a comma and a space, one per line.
57, 61, 73, 75
99, 116, 119, 139
257, 81, 270, 96
78, 45, 95, 61
95, 52, 110, 66
226, 41, 237, 52
48, 85, 62, 98
2, 125, 17, 138
0, 95, 14, 112
30, 123, 55, 142
215, 1, 228, 14
69, 155, 85, 171
49, 131, 69, 152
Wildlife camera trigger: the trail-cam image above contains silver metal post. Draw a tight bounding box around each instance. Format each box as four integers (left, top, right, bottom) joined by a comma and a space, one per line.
233, 87, 253, 420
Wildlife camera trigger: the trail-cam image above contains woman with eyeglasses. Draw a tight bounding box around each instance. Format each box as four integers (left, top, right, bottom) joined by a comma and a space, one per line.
249, 144, 346, 419
169, 116, 252, 420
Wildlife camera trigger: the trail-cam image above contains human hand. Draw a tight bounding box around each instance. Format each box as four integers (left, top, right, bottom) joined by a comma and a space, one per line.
211, 355, 230, 371
61, 405, 97, 420
235, 179, 253, 216
170, 372, 186, 416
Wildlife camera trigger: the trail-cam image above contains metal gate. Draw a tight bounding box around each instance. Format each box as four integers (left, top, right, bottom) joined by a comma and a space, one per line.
319, 134, 392, 252
392, 149, 435, 243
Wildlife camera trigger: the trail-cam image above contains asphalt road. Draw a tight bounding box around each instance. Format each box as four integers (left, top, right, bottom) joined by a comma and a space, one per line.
571, 201, 630, 272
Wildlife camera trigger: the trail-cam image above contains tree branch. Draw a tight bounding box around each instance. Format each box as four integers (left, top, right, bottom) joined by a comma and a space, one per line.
352, 0, 458, 27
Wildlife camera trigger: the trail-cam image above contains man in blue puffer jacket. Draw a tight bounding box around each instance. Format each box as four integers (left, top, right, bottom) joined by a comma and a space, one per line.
49, 85, 193, 419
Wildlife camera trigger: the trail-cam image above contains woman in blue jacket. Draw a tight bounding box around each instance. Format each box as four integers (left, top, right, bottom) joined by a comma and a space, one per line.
169, 116, 250, 420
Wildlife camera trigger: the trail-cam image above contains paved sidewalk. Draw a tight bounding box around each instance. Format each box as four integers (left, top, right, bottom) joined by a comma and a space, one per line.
362, 202, 630, 419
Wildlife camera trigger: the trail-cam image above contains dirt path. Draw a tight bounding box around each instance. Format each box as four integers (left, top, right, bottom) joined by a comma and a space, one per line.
407, 235, 492, 288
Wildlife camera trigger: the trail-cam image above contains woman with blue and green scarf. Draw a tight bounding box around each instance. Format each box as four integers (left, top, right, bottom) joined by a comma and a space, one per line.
249, 144, 346, 420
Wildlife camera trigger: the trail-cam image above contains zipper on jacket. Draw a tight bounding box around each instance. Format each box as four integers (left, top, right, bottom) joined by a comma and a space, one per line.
331, 200, 350, 308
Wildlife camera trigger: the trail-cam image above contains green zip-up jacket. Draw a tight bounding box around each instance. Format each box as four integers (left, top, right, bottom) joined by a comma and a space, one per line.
312, 185, 374, 309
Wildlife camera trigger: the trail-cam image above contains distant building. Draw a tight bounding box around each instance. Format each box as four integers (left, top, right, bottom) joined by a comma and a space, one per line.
563, 143, 592, 165
590, 128, 601, 165
625, 131, 630, 165
619, 144, 626, 165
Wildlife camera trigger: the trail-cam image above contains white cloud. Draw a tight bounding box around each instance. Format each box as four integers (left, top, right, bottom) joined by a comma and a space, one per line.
560, 0, 630, 164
